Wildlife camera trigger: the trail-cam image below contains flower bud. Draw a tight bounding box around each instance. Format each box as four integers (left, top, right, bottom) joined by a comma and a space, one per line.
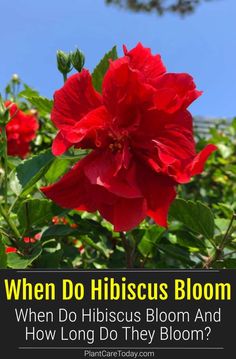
11, 73, 20, 84
0, 95, 5, 116
0, 96, 9, 125
56, 50, 72, 75
70, 48, 85, 72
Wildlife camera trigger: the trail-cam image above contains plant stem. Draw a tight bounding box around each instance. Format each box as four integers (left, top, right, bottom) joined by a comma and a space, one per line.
8, 196, 19, 214
219, 213, 236, 251
1, 126, 8, 210
203, 213, 236, 269
0, 111, 21, 242
0, 204, 21, 239
207, 237, 217, 250
0, 228, 17, 248
63, 73, 67, 83
140, 251, 151, 268
120, 232, 135, 268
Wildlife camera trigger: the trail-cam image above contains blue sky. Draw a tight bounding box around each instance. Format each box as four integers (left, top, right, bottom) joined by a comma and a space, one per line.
0, 0, 235, 117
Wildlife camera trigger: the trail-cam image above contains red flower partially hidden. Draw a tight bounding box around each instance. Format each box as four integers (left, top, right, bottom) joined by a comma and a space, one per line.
5, 247, 17, 254
5, 102, 38, 158
23, 233, 41, 243
5, 234, 41, 253
41, 43, 217, 231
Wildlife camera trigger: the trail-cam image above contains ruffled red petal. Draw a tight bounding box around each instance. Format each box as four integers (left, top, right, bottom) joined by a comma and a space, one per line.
41, 154, 115, 213
189, 144, 218, 176
102, 57, 152, 131
99, 197, 147, 232
52, 70, 102, 131
52, 132, 72, 156
41, 152, 147, 231
123, 42, 166, 84
66, 106, 111, 148
154, 73, 202, 113
84, 148, 142, 199
138, 168, 176, 227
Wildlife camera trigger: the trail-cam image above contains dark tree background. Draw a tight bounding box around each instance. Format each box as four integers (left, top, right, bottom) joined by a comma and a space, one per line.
105, 0, 215, 15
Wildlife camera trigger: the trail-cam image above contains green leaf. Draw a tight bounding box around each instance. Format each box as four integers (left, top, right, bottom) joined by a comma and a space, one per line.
82, 235, 111, 258
213, 203, 234, 219
45, 158, 71, 183
41, 224, 111, 259
69, 213, 112, 239
60, 149, 89, 161
108, 248, 126, 268
18, 84, 39, 98
36, 250, 63, 268
169, 199, 215, 239
215, 218, 231, 233
9, 171, 22, 195
138, 226, 165, 257
173, 230, 206, 252
0, 237, 7, 269
41, 225, 77, 240
157, 243, 195, 266
92, 46, 118, 92
17, 199, 63, 229
21, 95, 53, 115
7, 245, 42, 269
217, 144, 233, 159
7, 156, 22, 170
16, 149, 54, 194
213, 258, 236, 269
138, 238, 155, 258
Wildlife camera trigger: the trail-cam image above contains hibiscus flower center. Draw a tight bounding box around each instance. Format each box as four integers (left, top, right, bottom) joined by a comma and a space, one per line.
108, 129, 128, 153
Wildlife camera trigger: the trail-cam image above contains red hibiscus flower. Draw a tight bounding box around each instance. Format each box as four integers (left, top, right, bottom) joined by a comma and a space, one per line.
41, 43, 217, 231
5, 246, 17, 254
4, 101, 38, 158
